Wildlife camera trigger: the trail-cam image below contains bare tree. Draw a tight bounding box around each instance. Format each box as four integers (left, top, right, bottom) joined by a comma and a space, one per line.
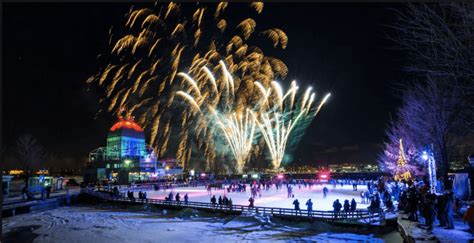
15, 134, 46, 187
389, 3, 474, 128
381, 3, 474, 181
389, 3, 474, 83
398, 77, 465, 178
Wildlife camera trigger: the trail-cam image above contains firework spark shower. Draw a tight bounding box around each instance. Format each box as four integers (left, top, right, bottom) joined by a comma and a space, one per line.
252, 81, 331, 170
177, 62, 330, 172
88, 2, 290, 170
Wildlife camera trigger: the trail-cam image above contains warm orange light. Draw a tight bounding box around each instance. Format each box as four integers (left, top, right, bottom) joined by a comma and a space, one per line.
110, 118, 143, 132
9, 170, 24, 175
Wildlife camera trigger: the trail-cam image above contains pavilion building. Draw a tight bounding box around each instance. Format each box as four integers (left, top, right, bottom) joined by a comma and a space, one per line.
85, 116, 158, 184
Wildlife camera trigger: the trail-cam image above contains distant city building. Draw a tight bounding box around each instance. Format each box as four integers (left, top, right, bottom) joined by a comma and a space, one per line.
85, 116, 182, 184
284, 163, 379, 173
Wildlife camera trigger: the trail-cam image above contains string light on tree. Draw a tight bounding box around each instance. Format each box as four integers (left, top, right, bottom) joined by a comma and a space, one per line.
394, 138, 412, 181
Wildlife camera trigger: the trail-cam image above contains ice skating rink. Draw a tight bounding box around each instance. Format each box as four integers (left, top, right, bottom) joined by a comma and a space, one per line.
139, 183, 370, 210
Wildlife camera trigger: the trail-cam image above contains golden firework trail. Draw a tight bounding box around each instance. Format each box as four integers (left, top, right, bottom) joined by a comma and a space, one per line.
253, 81, 331, 170
176, 61, 256, 173
88, 2, 288, 171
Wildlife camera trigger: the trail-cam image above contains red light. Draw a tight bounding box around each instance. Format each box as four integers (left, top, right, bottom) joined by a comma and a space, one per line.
109, 119, 143, 132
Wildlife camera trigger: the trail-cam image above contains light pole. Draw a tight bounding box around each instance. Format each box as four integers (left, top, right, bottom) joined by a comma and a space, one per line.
422, 148, 437, 194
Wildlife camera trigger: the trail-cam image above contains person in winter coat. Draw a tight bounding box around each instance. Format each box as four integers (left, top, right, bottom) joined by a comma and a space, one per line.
228, 198, 233, 209
437, 193, 447, 227
333, 199, 342, 218
223, 196, 229, 206
445, 191, 455, 229
306, 199, 313, 217
248, 197, 255, 208
350, 198, 357, 212
175, 193, 180, 202
343, 199, 350, 216
463, 201, 474, 234
293, 199, 301, 216
423, 193, 436, 231
211, 195, 217, 205
184, 193, 189, 204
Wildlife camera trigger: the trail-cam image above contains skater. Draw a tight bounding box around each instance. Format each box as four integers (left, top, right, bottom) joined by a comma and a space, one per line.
293, 199, 301, 216
248, 197, 255, 208
360, 191, 365, 204
306, 199, 313, 217
353, 182, 358, 191
175, 192, 181, 203
211, 195, 217, 206
287, 186, 293, 198
207, 184, 212, 196
184, 193, 189, 205
323, 187, 328, 198
365, 191, 370, 204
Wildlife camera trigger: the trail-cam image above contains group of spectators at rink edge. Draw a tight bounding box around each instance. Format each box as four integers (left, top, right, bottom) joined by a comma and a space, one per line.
364, 176, 474, 234
397, 177, 474, 234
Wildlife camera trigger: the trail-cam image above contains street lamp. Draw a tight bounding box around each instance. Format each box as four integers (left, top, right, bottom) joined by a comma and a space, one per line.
421, 151, 429, 161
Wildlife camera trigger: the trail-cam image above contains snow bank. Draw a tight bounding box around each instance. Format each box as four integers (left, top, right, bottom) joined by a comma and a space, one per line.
3, 205, 401, 242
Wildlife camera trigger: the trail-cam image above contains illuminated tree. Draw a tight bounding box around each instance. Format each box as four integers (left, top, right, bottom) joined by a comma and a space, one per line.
379, 119, 423, 177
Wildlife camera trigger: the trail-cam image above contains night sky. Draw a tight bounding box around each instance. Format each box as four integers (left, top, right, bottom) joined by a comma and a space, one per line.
3, 3, 405, 168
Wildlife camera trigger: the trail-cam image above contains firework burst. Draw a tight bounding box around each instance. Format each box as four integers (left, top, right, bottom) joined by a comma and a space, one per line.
176, 61, 257, 173
88, 2, 288, 171
252, 81, 331, 170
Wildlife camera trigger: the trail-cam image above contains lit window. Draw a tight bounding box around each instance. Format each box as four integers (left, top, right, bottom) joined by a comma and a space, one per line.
106, 164, 110, 169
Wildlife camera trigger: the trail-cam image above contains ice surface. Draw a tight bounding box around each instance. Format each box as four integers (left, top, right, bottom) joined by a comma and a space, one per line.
140, 183, 370, 210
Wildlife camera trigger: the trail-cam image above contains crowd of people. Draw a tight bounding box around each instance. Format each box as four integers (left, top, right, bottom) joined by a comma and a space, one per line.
397, 178, 456, 232
98, 175, 474, 236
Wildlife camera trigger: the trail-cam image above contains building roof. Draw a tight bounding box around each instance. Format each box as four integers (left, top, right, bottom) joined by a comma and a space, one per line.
110, 118, 143, 132
108, 117, 145, 139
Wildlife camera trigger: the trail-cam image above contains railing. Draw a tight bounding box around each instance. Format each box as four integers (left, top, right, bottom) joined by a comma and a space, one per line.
84, 189, 384, 223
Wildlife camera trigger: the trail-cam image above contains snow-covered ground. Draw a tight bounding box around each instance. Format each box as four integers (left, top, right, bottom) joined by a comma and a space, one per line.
2, 206, 402, 242
139, 184, 370, 210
